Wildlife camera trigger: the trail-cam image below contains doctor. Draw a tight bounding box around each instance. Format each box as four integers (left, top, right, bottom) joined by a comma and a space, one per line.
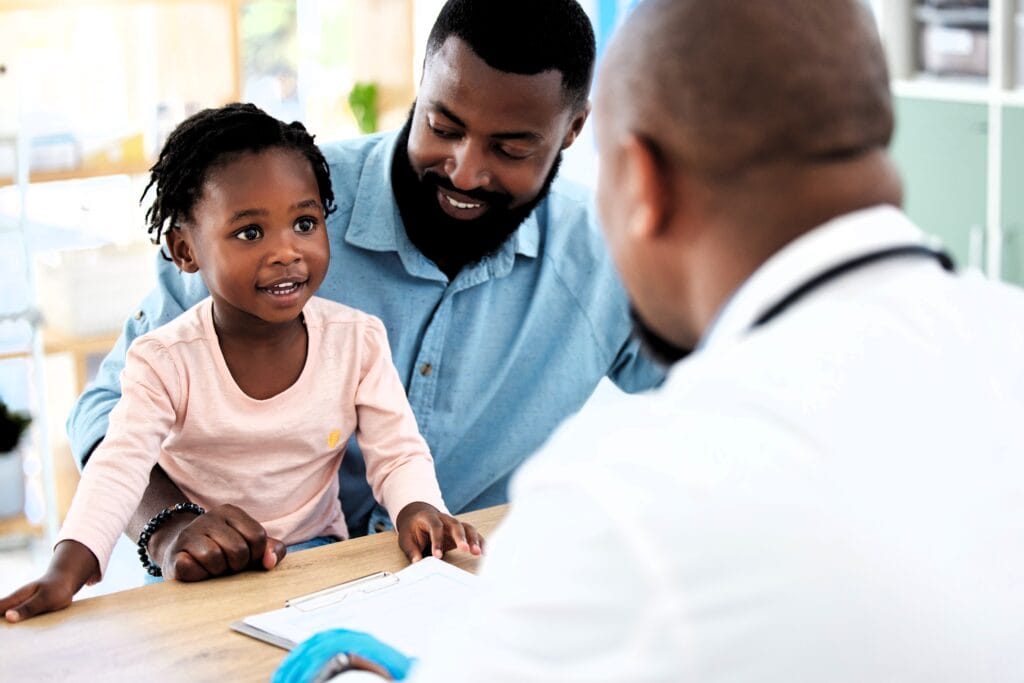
305, 0, 1024, 680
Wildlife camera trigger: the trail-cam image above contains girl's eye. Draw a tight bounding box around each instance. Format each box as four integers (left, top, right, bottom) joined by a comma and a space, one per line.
236, 226, 262, 241
294, 217, 318, 234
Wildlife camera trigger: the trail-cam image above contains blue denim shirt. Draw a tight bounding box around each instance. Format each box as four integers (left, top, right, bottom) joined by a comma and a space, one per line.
67, 131, 665, 537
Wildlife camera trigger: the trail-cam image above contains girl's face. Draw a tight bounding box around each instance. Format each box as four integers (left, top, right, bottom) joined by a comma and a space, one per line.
167, 147, 329, 331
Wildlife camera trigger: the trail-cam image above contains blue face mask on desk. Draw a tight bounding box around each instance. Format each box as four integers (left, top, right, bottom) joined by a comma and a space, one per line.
273, 628, 415, 682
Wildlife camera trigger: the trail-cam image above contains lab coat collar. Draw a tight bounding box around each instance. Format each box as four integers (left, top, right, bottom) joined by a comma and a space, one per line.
700, 205, 932, 350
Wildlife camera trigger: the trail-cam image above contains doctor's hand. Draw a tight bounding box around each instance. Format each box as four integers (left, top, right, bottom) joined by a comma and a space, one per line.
148, 503, 287, 581
395, 502, 484, 563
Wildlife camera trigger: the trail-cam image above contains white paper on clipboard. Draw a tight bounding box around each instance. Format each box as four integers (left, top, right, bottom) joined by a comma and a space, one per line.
231, 557, 478, 653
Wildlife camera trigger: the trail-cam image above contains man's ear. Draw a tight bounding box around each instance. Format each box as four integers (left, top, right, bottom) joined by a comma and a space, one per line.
621, 133, 670, 241
164, 227, 200, 273
560, 102, 591, 150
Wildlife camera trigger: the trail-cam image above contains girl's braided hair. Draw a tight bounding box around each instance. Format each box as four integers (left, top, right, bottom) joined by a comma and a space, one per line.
141, 102, 335, 249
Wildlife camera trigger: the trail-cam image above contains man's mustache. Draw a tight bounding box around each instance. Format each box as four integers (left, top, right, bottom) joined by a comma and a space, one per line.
422, 171, 513, 207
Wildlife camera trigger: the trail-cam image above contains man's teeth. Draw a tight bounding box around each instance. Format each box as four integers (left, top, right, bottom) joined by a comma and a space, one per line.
444, 194, 481, 210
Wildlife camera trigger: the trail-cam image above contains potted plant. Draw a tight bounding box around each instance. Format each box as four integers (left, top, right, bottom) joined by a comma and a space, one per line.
0, 399, 31, 519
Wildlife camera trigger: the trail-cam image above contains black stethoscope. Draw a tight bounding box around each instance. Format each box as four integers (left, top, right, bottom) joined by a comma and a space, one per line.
750, 244, 956, 330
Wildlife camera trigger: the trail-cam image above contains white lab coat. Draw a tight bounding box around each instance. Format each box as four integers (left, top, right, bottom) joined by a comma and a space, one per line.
370, 206, 1024, 682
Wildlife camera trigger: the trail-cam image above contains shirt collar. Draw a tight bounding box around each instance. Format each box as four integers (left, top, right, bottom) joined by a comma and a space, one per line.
343, 130, 541, 262
700, 205, 931, 350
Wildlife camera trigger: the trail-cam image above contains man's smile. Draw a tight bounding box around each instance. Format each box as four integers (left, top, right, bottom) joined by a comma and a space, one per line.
437, 186, 489, 220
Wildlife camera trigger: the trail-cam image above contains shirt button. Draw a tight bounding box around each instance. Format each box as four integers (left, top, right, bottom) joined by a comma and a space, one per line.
373, 521, 387, 533
134, 310, 144, 320
420, 363, 433, 376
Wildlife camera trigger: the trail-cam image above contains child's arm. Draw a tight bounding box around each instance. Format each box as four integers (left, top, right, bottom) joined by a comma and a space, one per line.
68, 336, 287, 583
0, 540, 99, 622
395, 501, 484, 563
353, 320, 484, 562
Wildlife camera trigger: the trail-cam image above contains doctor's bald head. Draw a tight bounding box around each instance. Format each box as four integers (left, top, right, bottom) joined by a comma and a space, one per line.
593, 0, 904, 356
597, 0, 894, 181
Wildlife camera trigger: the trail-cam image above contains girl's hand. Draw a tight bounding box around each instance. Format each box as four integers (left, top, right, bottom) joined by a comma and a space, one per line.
150, 503, 287, 581
395, 502, 484, 563
0, 540, 97, 623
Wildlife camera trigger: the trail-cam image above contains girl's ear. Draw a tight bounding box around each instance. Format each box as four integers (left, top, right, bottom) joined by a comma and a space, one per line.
164, 227, 199, 273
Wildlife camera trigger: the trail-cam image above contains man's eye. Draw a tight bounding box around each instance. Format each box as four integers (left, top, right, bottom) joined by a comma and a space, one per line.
235, 226, 262, 241
430, 125, 460, 140
294, 217, 318, 234
497, 146, 531, 161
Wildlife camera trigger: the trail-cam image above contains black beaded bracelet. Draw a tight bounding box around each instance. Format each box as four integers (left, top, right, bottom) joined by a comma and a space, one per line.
137, 502, 205, 577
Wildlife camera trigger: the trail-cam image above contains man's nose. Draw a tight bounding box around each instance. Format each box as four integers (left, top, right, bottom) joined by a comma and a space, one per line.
445, 140, 492, 190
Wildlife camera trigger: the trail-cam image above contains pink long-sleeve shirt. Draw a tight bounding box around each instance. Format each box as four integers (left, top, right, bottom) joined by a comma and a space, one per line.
58, 296, 447, 579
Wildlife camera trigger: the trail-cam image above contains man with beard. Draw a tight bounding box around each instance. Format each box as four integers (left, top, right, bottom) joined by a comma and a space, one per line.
67, 0, 664, 581
295, 0, 1024, 680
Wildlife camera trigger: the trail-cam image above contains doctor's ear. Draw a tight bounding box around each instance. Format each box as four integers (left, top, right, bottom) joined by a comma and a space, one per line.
164, 226, 200, 273
620, 133, 672, 240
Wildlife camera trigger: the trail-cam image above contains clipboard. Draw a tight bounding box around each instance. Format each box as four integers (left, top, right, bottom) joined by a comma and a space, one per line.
230, 557, 478, 653
230, 570, 401, 649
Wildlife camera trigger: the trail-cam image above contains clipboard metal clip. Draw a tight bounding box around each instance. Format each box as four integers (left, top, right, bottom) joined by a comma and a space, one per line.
285, 571, 400, 612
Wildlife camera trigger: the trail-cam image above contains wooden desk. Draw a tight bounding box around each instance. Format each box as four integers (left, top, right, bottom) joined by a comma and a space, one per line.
2, 505, 508, 682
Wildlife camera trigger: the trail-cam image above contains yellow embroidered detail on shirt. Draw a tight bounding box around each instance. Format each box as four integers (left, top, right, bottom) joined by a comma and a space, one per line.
327, 430, 341, 449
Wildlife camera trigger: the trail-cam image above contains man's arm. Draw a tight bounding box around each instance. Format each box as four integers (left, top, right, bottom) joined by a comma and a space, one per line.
126, 464, 192, 564
130, 465, 286, 581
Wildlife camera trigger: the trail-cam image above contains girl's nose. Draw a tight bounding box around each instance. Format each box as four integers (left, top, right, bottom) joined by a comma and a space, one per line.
268, 232, 302, 265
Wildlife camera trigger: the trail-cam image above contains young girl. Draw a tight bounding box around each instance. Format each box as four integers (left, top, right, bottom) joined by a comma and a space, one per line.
1, 103, 481, 623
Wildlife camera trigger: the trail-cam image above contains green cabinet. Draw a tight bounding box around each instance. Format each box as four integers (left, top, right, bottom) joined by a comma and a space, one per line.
1001, 107, 1024, 286
875, 0, 1024, 288
890, 97, 988, 270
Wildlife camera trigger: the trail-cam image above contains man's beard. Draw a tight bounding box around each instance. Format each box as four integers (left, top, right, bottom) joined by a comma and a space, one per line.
391, 113, 562, 274
630, 307, 691, 367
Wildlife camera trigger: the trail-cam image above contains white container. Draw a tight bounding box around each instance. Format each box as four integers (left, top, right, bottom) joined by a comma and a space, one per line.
0, 447, 25, 520
919, 22, 989, 77
34, 241, 157, 337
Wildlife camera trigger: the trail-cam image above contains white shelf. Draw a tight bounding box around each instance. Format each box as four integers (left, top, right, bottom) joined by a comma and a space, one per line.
891, 76, 991, 103
892, 78, 1024, 107
1001, 88, 1024, 107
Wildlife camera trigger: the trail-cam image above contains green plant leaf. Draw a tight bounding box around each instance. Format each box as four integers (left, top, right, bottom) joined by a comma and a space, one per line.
348, 82, 379, 135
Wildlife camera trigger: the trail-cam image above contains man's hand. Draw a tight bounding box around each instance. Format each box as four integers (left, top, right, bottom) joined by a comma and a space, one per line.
395, 502, 484, 563
1, 540, 98, 623
148, 503, 287, 581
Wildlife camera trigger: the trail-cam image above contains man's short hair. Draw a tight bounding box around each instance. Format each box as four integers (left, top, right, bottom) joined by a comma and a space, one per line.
425, 0, 595, 110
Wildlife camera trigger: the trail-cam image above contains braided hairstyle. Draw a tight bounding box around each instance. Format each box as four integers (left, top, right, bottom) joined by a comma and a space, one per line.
141, 102, 335, 251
